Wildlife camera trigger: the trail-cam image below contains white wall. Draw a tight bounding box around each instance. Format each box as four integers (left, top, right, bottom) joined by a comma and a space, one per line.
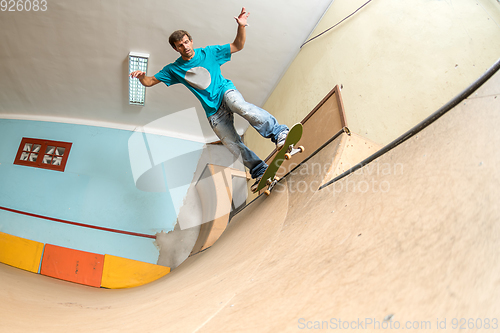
246, 0, 500, 159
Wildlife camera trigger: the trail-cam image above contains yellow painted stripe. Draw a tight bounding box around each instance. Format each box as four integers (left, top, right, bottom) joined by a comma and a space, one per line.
0, 232, 44, 273
101, 254, 170, 289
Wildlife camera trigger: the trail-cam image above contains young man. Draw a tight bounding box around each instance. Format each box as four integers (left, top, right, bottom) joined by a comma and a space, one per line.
130, 8, 288, 192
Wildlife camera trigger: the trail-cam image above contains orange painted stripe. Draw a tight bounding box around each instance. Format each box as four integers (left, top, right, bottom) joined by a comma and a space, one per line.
40, 244, 104, 288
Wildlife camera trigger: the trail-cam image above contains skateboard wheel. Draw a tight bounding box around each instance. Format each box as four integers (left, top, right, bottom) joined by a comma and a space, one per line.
264, 190, 271, 196
284, 153, 292, 160
274, 176, 280, 181
298, 146, 305, 153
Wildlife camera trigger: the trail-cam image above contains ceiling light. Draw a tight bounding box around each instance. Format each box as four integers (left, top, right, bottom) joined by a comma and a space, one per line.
129, 52, 150, 106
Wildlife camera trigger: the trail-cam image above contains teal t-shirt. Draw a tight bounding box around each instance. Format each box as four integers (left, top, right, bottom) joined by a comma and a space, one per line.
154, 44, 237, 118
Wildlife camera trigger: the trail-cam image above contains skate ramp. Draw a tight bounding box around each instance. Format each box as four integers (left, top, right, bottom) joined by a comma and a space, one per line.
1, 61, 499, 332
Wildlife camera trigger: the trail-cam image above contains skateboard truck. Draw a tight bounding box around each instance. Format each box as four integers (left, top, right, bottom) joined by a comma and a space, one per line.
263, 145, 305, 196
284, 144, 305, 160
264, 176, 280, 196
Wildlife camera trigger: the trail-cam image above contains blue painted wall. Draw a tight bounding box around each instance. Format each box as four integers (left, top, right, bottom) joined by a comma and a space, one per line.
0, 119, 202, 264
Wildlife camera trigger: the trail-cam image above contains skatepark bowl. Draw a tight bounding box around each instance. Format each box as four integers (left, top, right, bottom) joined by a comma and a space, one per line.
1, 60, 500, 332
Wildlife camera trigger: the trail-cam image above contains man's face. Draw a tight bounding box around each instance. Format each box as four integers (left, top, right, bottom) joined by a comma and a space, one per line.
174, 35, 195, 61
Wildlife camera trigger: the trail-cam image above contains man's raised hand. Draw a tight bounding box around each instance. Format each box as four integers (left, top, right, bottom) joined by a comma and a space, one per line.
234, 7, 249, 27
129, 71, 146, 79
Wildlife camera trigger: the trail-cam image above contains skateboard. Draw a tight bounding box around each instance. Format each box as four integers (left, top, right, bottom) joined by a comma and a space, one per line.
254, 123, 304, 196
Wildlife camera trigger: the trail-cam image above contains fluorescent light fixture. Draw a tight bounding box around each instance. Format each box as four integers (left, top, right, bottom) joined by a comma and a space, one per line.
129, 52, 150, 106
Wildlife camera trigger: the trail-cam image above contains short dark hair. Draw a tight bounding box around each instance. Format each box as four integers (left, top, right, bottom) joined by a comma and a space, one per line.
169, 30, 192, 49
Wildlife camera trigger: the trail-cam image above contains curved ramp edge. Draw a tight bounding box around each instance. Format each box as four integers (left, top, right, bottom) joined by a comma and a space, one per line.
0, 67, 499, 332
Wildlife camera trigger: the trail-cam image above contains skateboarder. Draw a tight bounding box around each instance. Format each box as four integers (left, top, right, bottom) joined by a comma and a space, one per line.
129, 7, 288, 192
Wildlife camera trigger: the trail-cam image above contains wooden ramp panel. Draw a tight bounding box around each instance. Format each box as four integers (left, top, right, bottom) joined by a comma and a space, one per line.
264, 85, 348, 170
261, 85, 381, 193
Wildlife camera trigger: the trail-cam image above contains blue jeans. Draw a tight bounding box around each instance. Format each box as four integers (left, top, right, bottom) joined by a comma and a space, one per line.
208, 89, 289, 179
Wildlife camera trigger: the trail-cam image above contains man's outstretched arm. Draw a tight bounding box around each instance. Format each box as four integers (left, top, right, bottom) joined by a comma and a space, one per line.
230, 7, 250, 54
129, 71, 161, 87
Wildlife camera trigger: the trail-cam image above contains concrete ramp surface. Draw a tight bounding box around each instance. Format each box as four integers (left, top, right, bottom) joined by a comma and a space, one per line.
1, 63, 500, 332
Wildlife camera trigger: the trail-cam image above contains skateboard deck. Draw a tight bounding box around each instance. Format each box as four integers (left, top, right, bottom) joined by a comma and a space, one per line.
254, 123, 304, 195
